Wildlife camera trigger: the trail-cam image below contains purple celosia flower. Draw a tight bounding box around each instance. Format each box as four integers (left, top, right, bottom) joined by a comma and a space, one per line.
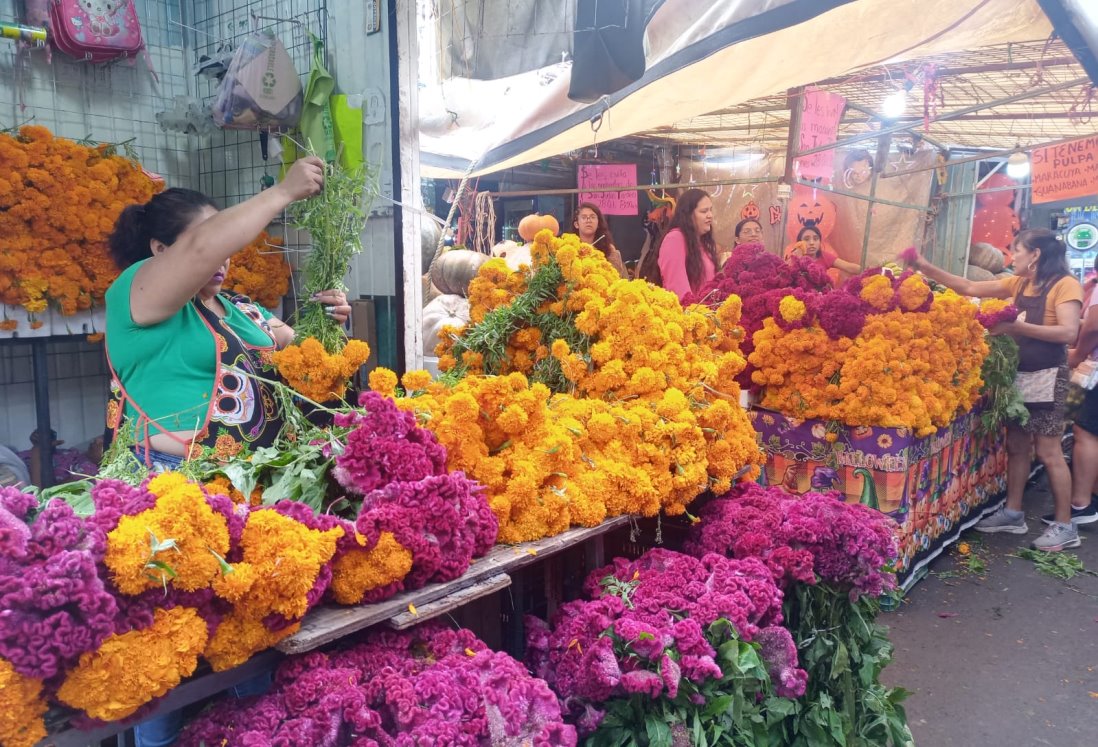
754, 626, 809, 698
684, 483, 898, 598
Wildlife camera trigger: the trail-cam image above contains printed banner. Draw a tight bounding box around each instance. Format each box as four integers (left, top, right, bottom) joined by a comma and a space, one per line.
578, 163, 638, 215
1031, 135, 1098, 204
796, 87, 847, 181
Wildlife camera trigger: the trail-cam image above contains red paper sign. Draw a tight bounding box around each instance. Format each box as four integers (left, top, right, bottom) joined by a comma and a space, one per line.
1031, 135, 1098, 204
796, 88, 847, 181
578, 163, 638, 215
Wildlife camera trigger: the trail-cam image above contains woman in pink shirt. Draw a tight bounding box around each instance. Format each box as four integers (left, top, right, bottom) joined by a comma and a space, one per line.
653, 188, 718, 301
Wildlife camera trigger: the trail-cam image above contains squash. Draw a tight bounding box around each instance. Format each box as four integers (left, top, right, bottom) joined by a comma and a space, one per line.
422, 294, 470, 356
430, 249, 489, 296
422, 274, 443, 304
421, 219, 443, 273
517, 213, 559, 242
969, 242, 1005, 274
491, 240, 533, 272
965, 264, 995, 282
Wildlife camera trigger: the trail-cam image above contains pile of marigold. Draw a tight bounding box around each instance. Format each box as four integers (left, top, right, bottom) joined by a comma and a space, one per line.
749, 268, 987, 435
222, 231, 292, 310
379, 233, 762, 542
0, 125, 161, 315
271, 336, 371, 402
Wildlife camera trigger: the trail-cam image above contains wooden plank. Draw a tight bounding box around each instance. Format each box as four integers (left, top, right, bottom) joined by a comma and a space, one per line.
280, 515, 632, 654
387, 574, 511, 630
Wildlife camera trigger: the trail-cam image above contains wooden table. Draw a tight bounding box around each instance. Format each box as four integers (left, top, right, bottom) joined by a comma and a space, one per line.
37, 515, 634, 746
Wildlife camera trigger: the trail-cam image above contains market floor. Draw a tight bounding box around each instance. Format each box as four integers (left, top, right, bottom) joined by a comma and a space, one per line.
882, 489, 1098, 747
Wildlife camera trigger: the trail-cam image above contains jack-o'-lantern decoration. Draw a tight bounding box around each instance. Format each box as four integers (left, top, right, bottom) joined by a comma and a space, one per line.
786, 187, 838, 242
740, 201, 761, 221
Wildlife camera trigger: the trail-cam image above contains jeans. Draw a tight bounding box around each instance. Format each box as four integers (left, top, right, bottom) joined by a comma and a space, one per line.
132, 672, 271, 747
132, 446, 185, 473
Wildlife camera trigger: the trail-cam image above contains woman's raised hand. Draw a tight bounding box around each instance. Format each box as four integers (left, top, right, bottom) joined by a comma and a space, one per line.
278, 156, 325, 202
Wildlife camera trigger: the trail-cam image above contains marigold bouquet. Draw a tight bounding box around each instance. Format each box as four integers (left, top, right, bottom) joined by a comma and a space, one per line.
271, 155, 378, 401
178, 624, 577, 746
0, 125, 161, 315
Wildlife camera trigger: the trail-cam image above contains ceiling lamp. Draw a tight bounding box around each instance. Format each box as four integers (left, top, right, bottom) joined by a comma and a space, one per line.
1006, 150, 1031, 179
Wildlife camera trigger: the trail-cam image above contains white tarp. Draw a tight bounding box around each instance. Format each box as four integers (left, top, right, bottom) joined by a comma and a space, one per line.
419, 0, 1053, 177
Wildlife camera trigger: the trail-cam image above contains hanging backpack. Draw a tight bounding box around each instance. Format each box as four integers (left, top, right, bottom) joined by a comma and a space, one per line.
48, 0, 146, 63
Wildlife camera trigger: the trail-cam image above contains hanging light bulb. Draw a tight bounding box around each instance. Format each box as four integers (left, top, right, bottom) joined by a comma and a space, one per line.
881, 90, 907, 119
1006, 151, 1030, 179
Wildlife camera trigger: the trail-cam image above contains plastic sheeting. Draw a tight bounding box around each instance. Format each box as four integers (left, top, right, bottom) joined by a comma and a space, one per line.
419, 0, 1053, 177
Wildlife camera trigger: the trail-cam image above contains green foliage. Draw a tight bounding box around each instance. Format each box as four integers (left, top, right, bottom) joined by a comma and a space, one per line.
586, 624, 785, 747
776, 584, 910, 747
979, 334, 1028, 433
290, 154, 380, 353
441, 252, 590, 392
1014, 548, 1097, 581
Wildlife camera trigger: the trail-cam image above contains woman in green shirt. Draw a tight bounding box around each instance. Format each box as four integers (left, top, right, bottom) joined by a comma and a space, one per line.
104, 156, 351, 469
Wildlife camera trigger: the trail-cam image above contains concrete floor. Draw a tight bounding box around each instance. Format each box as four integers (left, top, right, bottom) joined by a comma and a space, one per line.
882, 491, 1098, 747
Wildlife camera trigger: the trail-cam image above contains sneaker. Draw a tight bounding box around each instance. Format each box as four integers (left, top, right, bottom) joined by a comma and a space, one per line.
1031, 522, 1081, 552
1040, 498, 1098, 526
975, 506, 1029, 534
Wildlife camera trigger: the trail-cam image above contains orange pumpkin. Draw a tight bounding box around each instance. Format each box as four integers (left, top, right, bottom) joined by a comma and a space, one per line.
517, 213, 560, 242
786, 187, 838, 241
740, 201, 761, 221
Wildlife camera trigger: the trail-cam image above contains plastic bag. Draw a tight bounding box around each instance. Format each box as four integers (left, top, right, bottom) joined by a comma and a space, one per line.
213, 31, 303, 131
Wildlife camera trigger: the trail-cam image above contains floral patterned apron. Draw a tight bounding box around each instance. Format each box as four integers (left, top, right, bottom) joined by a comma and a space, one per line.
106, 294, 282, 462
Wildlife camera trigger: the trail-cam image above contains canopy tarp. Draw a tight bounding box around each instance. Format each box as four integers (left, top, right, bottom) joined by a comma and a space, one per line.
419, 0, 1053, 177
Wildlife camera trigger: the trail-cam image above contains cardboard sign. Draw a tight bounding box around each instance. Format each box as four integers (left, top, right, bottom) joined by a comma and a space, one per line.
578, 163, 638, 215
796, 88, 846, 181
1032, 136, 1098, 204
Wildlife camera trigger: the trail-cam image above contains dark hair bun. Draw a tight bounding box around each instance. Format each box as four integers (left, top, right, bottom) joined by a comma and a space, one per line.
107, 188, 217, 269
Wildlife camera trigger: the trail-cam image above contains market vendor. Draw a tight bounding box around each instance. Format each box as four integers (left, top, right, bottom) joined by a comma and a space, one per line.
572, 201, 627, 277
1060, 271, 1098, 526
645, 188, 718, 301
784, 225, 861, 284
903, 229, 1082, 552
104, 156, 350, 470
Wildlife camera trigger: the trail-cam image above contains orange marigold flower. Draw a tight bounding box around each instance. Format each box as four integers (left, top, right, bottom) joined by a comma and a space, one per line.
0, 658, 47, 747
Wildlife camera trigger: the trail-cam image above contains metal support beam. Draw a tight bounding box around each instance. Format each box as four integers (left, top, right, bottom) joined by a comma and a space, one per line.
487, 176, 780, 199
813, 57, 1080, 87
795, 76, 1092, 158
31, 339, 53, 489
884, 132, 1098, 179
791, 178, 930, 212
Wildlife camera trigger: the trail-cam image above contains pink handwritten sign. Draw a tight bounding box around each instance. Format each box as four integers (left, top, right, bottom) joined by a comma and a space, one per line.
796, 88, 847, 181
578, 163, 638, 215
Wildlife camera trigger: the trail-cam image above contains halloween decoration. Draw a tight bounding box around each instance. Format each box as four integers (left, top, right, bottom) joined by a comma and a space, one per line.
971, 205, 1019, 252
768, 205, 782, 226
786, 186, 838, 242
740, 201, 761, 221
842, 149, 874, 189
976, 173, 1017, 209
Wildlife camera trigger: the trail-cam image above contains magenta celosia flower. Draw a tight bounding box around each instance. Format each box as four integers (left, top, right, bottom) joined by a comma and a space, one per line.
0, 498, 118, 681
685, 483, 898, 598
179, 624, 575, 747
977, 302, 1020, 329
332, 391, 448, 495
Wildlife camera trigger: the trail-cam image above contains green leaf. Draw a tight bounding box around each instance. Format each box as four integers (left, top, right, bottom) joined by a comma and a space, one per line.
145, 559, 178, 579
221, 461, 258, 500
831, 640, 850, 680
645, 714, 672, 747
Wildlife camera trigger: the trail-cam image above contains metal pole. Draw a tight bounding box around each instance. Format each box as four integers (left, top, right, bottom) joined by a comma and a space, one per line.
487, 176, 780, 199
780, 87, 806, 244
860, 134, 891, 268
795, 76, 1091, 158
31, 339, 53, 489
